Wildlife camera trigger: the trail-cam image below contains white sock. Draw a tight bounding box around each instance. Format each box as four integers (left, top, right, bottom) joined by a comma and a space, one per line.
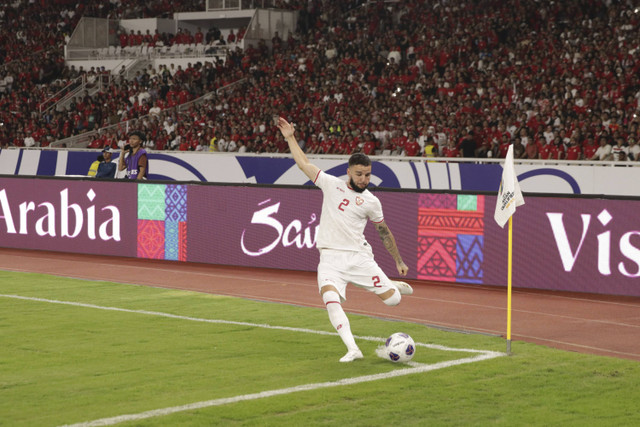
383, 288, 401, 306
322, 291, 358, 351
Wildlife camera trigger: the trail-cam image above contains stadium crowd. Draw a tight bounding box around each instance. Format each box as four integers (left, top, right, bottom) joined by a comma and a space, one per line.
1, 0, 640, 162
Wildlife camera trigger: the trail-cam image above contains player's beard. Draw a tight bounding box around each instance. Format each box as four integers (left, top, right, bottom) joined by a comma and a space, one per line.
349, 177, 367, 193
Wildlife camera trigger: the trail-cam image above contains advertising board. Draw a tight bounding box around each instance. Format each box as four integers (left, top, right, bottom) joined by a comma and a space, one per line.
1, 177, 638, 296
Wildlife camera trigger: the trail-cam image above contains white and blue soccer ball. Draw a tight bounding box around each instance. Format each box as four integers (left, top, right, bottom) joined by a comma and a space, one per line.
383, 332, 416, 363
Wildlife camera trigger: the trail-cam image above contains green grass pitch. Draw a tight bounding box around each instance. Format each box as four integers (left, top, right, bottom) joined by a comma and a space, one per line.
1, 271, 639, 426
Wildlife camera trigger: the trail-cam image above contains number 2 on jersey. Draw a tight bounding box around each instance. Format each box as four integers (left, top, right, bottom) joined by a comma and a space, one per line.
338, 198, 349, 211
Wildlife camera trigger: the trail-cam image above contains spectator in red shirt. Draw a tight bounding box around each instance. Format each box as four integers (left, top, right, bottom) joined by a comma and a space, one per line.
334, 136, 350, 155
361, 133, 377, 155
539, 138, 554, 160
550, 140, 566, 160
496, 135, 511, 158
565, 137, 583, 160
227, 29, 236, 44
119, 31, 128, 48
319, 136, 334, 154
441, 139, 460, 158
305, 134, 319, 153
127, 30, 137, 47
582, 137, 598, 160
4, 0, 640, 162
134, 31, 144, 46
194, 27, 204, 45
346, 134, 361, 153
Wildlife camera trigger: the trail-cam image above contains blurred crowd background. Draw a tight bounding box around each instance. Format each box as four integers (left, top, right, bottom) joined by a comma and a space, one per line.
1, 0, 639, 162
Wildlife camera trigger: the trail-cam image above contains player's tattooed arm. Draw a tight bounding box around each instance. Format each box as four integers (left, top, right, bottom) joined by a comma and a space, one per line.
375, 221, 409, 276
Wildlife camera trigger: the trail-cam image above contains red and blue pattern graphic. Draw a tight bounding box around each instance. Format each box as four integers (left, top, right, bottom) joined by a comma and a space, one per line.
417, 194, 484, 283
137, 184, 187, 261
137, 220, 165, 259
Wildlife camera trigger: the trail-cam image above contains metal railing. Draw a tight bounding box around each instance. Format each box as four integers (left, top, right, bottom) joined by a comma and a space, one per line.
38, 76, 85, 115
206, 0, 279, 11
65, 43, 231, 62
39, 73, 113, 116
48, 77, 246, 149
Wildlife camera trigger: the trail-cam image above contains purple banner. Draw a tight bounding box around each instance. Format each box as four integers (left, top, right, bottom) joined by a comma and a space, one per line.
493, 197, 640, 295
186, 186, 418, 279
0, 177, 138, 256
1, 176, 638, 297
187, 186, 322, 270
188, 186, 640, 296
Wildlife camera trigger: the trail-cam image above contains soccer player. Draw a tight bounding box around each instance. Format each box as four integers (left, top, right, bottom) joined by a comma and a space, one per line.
277, 117, 413, 362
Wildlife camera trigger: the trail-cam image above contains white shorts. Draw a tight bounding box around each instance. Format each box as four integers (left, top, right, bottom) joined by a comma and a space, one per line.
317, 249, 395, 301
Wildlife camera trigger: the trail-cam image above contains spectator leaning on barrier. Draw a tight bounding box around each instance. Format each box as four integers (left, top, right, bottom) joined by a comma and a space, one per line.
442, 139, 460, 158
611, 137, 629, 162
118, 131, 148, 180
582, 137, 598, 160
628, 137, 640, 161
566, 137, 583, 161
591, 137, 613, 161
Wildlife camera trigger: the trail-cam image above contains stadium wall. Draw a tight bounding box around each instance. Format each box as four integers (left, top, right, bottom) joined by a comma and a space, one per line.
2, 149, 640, 196
0, 176, 638, 297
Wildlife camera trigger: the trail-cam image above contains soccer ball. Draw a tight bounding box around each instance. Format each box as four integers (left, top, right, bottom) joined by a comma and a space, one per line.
383, 332, 415, 363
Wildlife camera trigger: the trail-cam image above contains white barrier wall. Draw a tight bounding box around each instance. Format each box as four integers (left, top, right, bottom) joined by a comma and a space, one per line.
1, 149, 640, 196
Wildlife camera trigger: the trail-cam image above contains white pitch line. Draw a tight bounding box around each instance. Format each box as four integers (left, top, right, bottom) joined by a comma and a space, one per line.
0, 294, 498, 354
0, 294, 505, 426
62, 352, 502, 427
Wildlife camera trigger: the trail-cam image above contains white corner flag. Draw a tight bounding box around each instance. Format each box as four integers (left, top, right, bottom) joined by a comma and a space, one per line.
494, 145, 525, 228
494, 144, 525, 355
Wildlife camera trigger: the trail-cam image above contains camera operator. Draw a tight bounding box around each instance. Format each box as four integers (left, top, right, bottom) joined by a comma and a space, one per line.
118, 131, 149, 180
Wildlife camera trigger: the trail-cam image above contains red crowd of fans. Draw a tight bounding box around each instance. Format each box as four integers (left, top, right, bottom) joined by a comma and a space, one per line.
1, 0, 640, 162
116, 26, 246, 49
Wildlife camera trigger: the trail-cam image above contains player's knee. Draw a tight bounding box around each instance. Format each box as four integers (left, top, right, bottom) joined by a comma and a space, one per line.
382, 288, 401, 306
320, 284, 339, 295
322, 290, 341, 305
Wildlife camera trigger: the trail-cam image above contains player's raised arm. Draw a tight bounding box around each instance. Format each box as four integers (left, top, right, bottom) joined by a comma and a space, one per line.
278, 117, 320, 182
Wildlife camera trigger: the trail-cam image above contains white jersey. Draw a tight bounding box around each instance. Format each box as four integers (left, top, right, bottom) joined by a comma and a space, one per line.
314, 170, 384, 252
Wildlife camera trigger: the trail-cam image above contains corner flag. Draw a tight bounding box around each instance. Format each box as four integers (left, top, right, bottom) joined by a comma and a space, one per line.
494, 145, 525, 228
494, 144, 525, 355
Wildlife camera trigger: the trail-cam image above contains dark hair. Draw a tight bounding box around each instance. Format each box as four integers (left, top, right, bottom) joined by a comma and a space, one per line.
348, 153, 371, 167
128, 130, 146, 141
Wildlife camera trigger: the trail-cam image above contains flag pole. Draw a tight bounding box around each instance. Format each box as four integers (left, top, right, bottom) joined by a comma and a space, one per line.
494, 144, 524, 356
507, 215, 513, 355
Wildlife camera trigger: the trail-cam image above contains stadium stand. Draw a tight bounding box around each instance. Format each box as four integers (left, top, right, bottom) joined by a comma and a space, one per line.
0, 0, 639, 160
